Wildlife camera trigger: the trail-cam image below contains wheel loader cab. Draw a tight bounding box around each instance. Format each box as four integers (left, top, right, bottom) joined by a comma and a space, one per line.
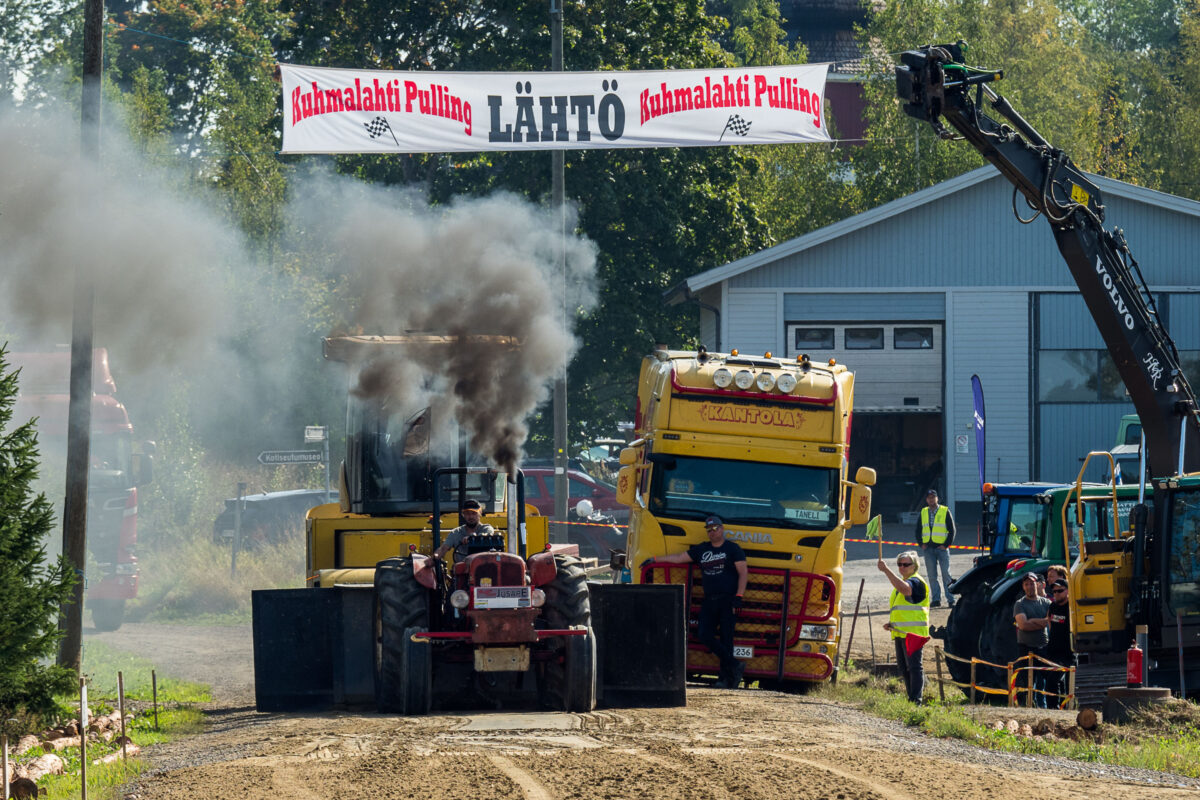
344, 397, 501, 515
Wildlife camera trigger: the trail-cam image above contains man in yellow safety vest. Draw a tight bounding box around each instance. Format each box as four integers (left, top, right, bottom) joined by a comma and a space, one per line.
914, 488, 956, 607
878, 550, 931, 704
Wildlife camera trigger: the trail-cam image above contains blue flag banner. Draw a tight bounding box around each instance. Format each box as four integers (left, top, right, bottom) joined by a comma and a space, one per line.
971, 374, 986, 498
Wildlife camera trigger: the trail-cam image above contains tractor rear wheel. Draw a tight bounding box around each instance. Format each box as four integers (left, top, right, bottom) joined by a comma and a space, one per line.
375, 557, 432, 713
541, 555, 595, 711
943, 580, 988, 694
976, 585, 1023, 702
542, 555, 590, 628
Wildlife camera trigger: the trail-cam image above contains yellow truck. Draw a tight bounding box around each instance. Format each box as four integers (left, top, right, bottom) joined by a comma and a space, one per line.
616, 346, 875, 687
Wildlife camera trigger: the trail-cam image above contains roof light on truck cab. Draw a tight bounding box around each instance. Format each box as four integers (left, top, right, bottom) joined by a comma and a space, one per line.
755, 372, 776, 391
713, 368, 733, 388
982, 483, 995, 495
776, 373, 797, 393
730, 348, 739, 356
763, 351, 772, 359
828, 358, 837, 366
734, 370, 754, 390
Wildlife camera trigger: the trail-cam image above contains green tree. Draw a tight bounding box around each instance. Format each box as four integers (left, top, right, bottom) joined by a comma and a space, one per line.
851, 0, 1129, 207
714, 0, 799, 67
108, 0, 292, 157
0, 347, 75, 721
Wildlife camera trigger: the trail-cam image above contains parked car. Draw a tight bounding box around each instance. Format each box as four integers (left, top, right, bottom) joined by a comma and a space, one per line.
212, 489, 330, 548
521, 468, 626, 522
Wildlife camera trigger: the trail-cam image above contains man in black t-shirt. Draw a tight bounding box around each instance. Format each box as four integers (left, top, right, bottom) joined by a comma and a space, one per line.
1044, 579, 1073, 707
652, 514, 749, 688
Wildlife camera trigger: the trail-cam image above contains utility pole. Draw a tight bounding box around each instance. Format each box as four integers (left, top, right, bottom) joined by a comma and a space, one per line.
550, 0, 569, 533
58, 0, 103, 672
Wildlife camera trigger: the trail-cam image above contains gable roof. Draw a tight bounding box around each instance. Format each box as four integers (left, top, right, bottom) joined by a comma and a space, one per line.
668, 166, 1200, 301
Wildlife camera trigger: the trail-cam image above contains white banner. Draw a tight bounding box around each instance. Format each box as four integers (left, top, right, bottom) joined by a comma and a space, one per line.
280, 63, 830, 154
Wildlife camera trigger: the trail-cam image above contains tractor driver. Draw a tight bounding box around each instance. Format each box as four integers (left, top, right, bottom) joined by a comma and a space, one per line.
433, 499, 495, 563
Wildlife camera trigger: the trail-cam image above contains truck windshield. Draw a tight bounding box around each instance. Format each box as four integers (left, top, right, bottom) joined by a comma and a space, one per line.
89, 431, 135, 491
1168, 488, 1200, 615
648, 455, 838, 530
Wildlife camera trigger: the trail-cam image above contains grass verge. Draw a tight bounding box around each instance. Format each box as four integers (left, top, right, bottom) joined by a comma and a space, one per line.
126, 537, 303, 626
814, 664, 1200, 780
14, 644, 211, 800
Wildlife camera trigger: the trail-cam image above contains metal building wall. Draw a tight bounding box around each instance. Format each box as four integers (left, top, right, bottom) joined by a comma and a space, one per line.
728, 174, 1200, 293
782, 292, 945, 320
702, 168, 1200, 512
1035, 292, 1200, 481
730, 177, 1056, 290
947, 290, 1030, 519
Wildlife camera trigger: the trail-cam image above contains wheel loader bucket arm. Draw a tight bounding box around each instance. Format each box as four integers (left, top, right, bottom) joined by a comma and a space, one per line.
895, 41, 1200, 478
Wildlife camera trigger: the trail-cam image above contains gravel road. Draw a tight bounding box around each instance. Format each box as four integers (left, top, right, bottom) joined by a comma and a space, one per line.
81, 546, 1200, 800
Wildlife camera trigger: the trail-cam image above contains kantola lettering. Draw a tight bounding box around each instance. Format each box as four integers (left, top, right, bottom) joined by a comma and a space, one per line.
698, 403, 806, 429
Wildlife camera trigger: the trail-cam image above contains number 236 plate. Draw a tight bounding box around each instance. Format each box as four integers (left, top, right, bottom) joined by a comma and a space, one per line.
733, 645, 754, 660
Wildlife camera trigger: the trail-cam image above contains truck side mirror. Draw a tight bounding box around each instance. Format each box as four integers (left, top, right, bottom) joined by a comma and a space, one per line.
848, 484, 873, 526
616, 465, 638, 507
619, 447, 639, 466
133, 453, 154, 487
854, 466, 877, 486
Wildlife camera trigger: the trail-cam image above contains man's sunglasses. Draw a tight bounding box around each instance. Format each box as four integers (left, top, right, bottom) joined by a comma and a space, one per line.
897, 561, 914, 567
1052, 588, 1067, 594
705, 525, 721, 531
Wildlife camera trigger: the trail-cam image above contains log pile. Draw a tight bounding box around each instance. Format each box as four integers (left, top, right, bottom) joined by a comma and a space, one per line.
988, 710, 1102, 742
6, 710, 138, 795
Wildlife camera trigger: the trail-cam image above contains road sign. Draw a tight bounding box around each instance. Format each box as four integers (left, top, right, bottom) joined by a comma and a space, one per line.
258, 450, 323, 465
304, 425, 327, 442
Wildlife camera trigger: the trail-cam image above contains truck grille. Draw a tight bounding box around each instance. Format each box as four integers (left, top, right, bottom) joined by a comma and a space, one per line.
470, 555, 526, 587
642, 563, 837, 680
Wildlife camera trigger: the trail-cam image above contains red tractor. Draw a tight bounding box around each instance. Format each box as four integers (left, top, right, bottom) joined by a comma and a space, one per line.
373, 468, 596, 715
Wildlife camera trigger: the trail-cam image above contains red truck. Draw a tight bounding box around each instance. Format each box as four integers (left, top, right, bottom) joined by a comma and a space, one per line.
10, 349, 153, 631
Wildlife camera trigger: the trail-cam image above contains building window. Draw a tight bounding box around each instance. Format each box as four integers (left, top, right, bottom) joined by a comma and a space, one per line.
895, 327, 934, 349
794, 327, 834, 350
845, 327, 884, 350
1180, 351, 1200, 388
1038, 350, 1125, 402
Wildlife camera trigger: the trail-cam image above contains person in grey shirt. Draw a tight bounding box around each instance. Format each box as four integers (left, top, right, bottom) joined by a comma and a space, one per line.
433, 499, 495, 563
1013, 572, 1052, 707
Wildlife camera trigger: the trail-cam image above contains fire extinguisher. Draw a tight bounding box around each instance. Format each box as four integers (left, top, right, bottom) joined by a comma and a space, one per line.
1126, 641, 1144, 688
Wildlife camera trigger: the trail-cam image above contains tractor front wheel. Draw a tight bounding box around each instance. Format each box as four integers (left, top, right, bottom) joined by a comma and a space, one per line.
563, 627, 597, 712
401, 626, 432, 715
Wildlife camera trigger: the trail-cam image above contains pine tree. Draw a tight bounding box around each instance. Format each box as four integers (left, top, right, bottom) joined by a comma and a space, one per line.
0, 345, 76, 720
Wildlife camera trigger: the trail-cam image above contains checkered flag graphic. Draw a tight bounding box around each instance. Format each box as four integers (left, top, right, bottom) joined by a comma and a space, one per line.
719, 113, 752, 141
363, 115, 399, 145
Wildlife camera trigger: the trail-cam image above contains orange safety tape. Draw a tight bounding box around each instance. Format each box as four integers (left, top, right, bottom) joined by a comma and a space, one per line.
547, 519, 629, 529
845, 537, 986, 550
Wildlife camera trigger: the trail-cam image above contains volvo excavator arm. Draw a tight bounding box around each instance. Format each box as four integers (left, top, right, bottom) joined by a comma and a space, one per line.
895, 41, 1200, 478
